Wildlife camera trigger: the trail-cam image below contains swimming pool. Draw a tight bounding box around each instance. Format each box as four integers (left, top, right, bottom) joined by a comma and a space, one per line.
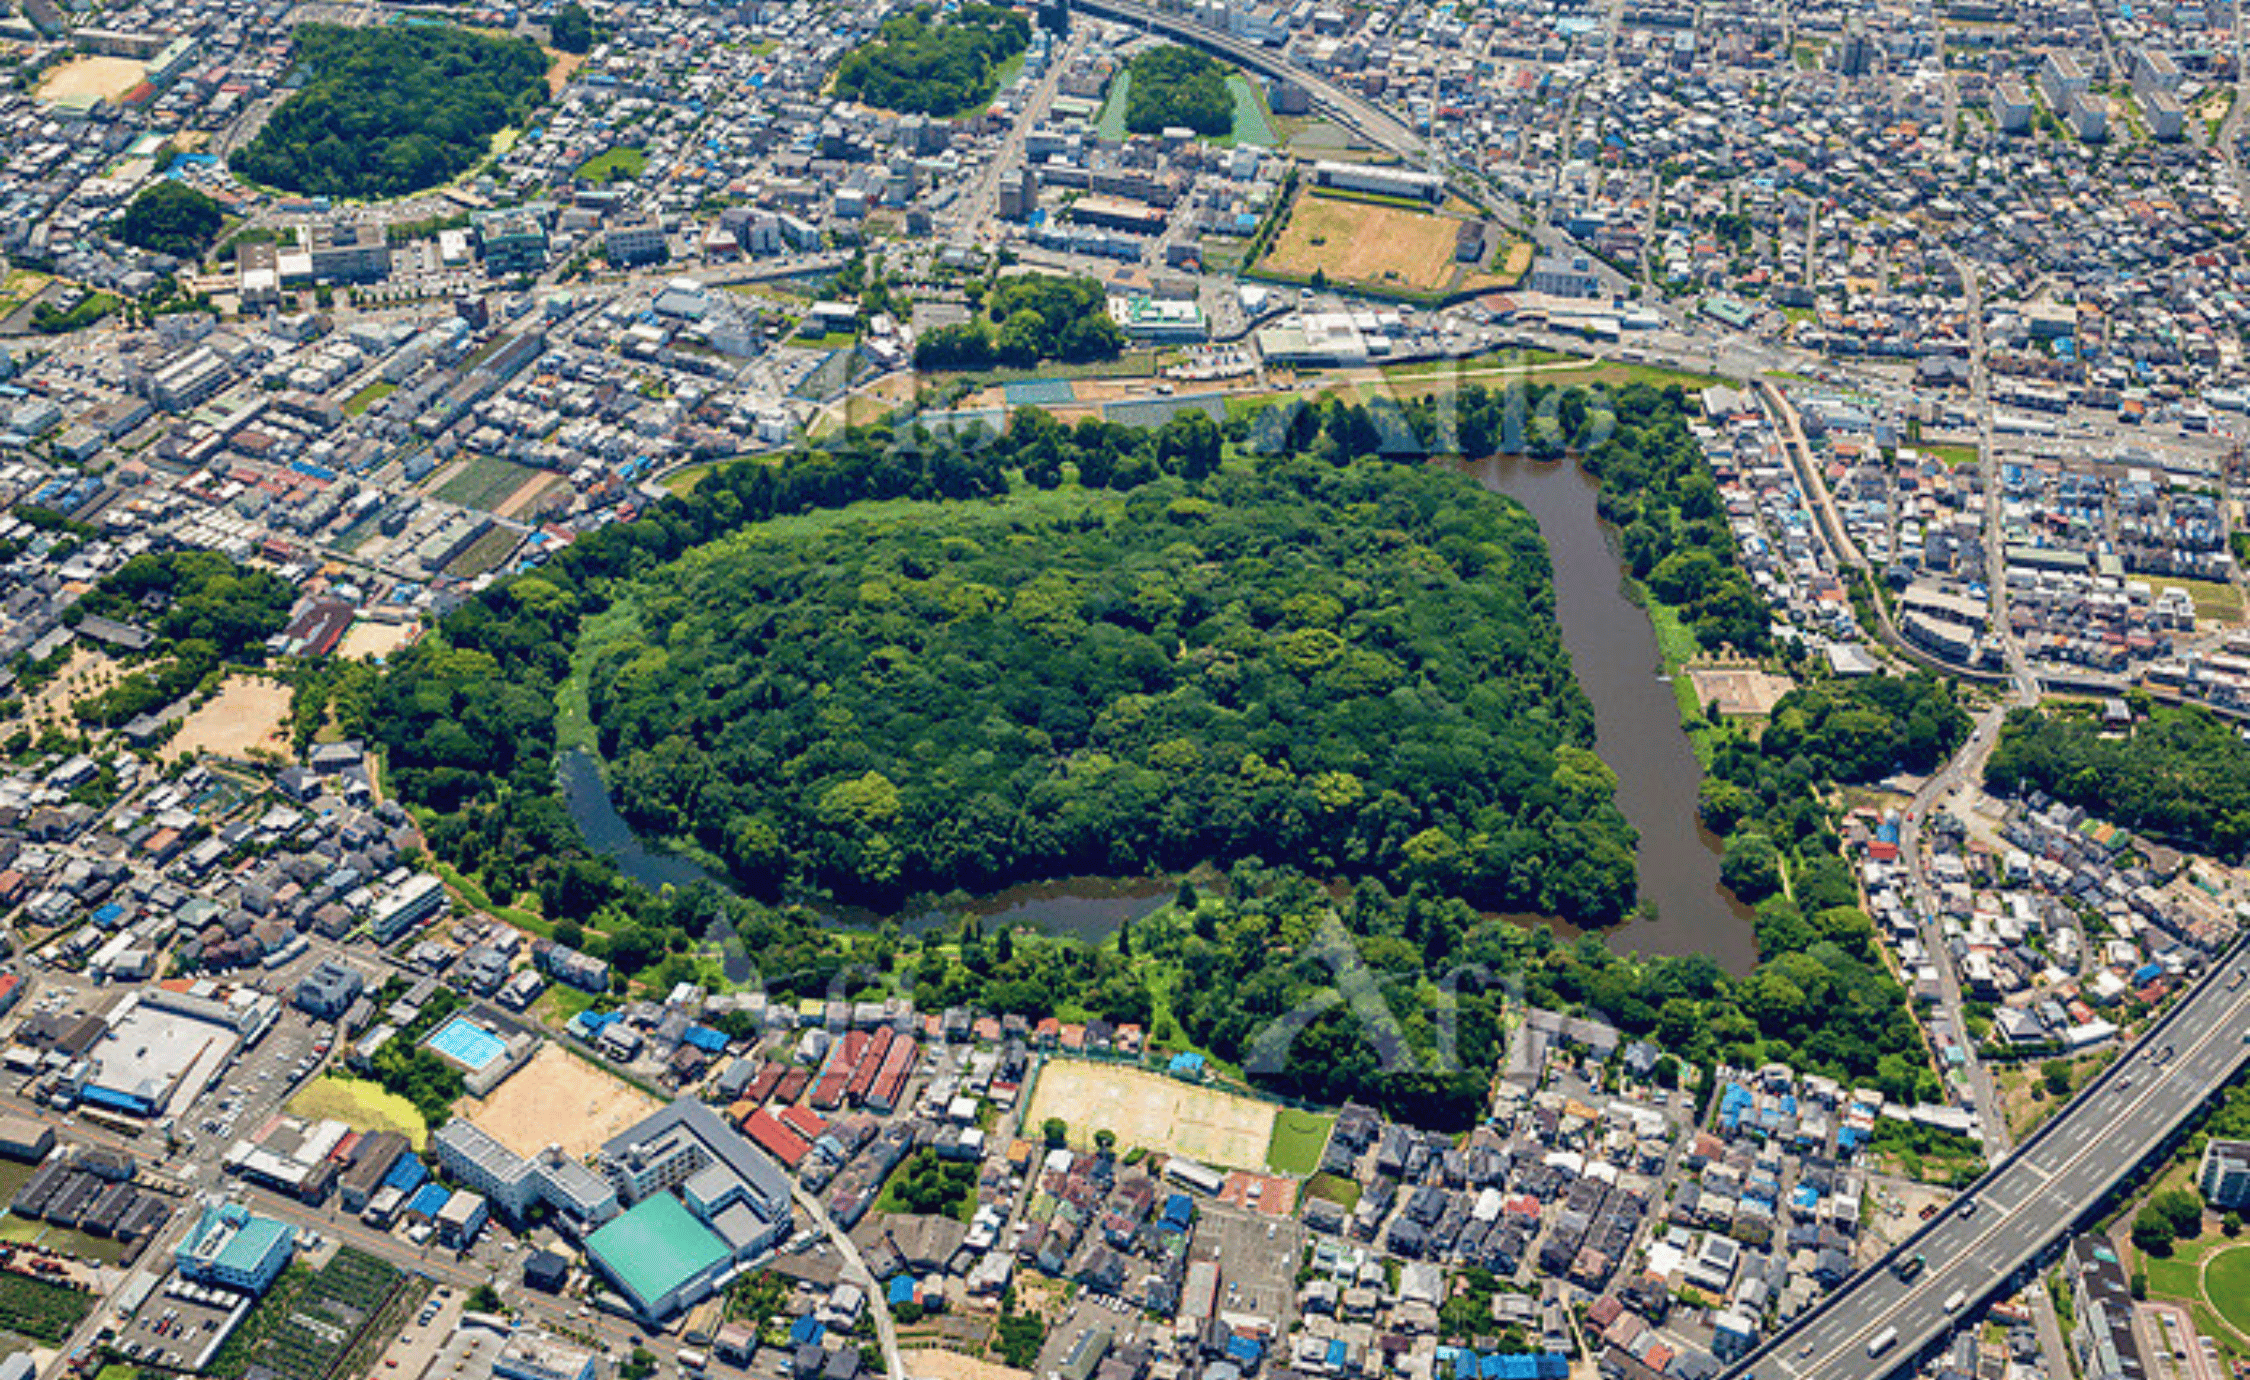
424, 1015, 508, 1072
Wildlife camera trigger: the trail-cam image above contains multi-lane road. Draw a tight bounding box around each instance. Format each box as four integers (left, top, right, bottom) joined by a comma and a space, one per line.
1726, 942, 2250, 1380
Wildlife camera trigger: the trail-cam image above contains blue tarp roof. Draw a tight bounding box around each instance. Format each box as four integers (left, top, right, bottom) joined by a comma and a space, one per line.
682, 1025, 729, 1053
384, 1154, 429, 1192
789, 1315, 825, 1346
407, 1182, 452, 1218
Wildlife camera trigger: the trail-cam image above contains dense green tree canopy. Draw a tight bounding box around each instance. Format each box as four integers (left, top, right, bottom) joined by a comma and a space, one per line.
831, 4, 1030, 117
355, 378, 1941, 1123
549, 1, 597, 53
588, 462, 1637, 918
72, 550, 294, 658
232, 23, 550, 200
113, 181, 224, 260
913, 273, 1123, 371
1124, 45, 1233, 137
1986, 705, 2250, 857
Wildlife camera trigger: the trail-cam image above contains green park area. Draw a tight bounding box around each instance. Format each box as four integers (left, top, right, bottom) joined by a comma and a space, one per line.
1265, 1108, 1335, 1175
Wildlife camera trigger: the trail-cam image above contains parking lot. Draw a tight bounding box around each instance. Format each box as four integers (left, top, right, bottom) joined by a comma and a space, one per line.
1034, 1288, 1164, 1375
113, 1273, 253, 1372
1197, 1202, 1302, 1325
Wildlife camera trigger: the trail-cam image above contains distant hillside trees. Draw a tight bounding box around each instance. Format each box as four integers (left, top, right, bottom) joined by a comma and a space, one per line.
231, 23, 549, 201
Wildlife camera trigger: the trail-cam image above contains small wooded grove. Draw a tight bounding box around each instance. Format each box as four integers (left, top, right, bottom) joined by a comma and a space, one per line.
912, 274, 1124, 371
1124, 46, 1233, 137
830, 4, 1030, 117
350, 379, 1947, 1121
231, 23, 550, 200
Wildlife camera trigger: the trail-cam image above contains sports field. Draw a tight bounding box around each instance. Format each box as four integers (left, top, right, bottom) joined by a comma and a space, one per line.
461, 1042, 661, 1160
1261, 189, 1464, 294
1025, 1062, 1275, 1171
287, 1076, 430, 1149
38, 56, 146, 104
163, 675, 293, 763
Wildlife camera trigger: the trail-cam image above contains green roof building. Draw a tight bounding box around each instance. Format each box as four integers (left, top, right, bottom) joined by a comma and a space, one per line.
176, 1204, 295, 1294
584, 1192, 732, 1320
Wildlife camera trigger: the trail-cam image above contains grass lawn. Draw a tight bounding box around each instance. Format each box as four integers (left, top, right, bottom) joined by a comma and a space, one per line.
1304, 1171, 1361, 1211
791, 329, 859, 350
344, 380, 395, 416
1265, 1108, 1334, 1175
1921, 442, 1981, 468
576, 145, 648, 183
287, 1076, 430, 1149
2205, 1243, 2250, 1337
2169, 576, 2245, 625
533, 982, 602, 1028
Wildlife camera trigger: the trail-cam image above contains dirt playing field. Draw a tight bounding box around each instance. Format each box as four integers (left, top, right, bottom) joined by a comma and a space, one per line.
163, 675, 293, 763
905, 1350, 1033, 1380
336, 620, 418, 662
461, 1042, 662, 1161
1262, 190, 1467, 294
1025, 1062, 1276, 1171
38, 56, 148, 104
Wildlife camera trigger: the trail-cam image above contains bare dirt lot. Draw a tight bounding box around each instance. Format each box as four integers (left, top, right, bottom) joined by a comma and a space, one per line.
904, 1348, 1033, 1380
1686, 665, 1797, 717
1024, 1062, 1276, 1171
38, 56, 147, 103
163, 675, 293, 763
1261, 190, 1466, 294
461, 1042, 662, 1160
336, 620, 418, 662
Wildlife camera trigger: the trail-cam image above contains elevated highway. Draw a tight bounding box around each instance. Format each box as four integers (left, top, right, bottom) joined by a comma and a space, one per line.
1725, 941, 2250, 1380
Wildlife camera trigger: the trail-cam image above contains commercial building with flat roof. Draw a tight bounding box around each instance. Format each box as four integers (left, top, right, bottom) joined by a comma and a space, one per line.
370, 874, 447, 944
495, 1331, 598, 1380
79, 995, 238, 1118
176, 1204, 295, 1293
